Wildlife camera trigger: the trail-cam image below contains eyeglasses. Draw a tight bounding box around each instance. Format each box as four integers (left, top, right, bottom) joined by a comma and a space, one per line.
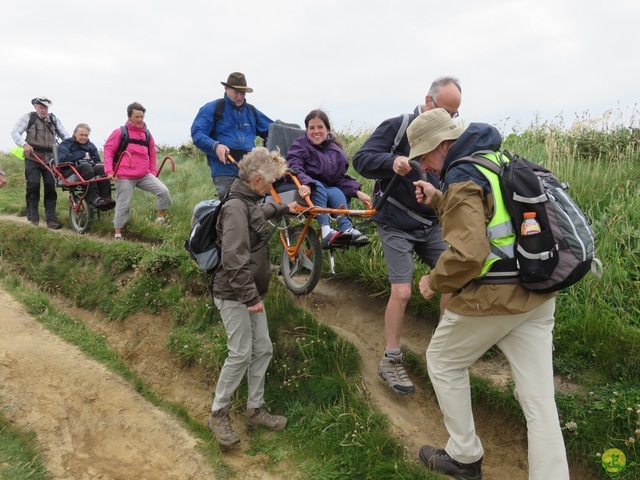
431, 97, 459, 119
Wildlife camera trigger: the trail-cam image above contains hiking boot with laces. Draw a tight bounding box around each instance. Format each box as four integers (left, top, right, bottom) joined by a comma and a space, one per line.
208, 406, 240, 447
246, 407, 288, 431
419, 445, 483, 480
378, 353, 415, 395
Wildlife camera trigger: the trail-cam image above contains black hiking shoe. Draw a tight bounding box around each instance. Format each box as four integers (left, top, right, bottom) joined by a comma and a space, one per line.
419, 445, 482, 480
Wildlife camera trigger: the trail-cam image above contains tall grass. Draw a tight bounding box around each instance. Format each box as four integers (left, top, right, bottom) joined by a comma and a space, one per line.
0, 109, 639, 478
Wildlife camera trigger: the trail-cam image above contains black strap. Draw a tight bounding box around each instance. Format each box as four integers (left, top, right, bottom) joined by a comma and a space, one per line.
386, 196, 434, 227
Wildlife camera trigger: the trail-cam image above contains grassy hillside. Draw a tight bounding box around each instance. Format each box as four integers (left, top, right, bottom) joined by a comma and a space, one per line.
1, 112, 639, 478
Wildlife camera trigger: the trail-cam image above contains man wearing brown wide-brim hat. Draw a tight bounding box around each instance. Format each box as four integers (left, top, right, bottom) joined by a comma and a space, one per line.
191, 71, 273, 197
220, 72, 254, 93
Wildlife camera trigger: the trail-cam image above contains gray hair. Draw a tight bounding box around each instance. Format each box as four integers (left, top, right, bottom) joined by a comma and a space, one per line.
427, 76, 462, 100
238, 147, 287, 184
73, 123, 91, 134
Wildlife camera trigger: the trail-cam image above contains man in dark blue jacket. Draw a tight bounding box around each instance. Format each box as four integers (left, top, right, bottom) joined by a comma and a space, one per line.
352, 76, 462, 396
191, 72, 273, 197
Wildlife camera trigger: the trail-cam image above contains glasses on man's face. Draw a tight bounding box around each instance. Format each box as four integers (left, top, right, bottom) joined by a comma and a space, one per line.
431, 97, 459, 119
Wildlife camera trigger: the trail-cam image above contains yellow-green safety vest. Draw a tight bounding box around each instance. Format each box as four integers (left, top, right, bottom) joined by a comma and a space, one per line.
472, 152, 517, 279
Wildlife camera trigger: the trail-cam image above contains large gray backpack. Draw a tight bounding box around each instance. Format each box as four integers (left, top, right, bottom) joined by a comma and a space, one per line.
446, 151, 602, 292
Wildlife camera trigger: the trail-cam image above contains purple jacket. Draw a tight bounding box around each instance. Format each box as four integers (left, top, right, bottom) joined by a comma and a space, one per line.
286, 134, 361, 198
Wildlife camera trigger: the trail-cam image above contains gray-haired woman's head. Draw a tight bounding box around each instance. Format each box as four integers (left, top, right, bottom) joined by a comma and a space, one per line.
238, 147, 287, 184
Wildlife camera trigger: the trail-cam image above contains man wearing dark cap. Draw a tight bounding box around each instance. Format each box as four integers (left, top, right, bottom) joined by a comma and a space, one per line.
191, 72, 273, 197
410, 109, 570, 480
11, 97, 69, 228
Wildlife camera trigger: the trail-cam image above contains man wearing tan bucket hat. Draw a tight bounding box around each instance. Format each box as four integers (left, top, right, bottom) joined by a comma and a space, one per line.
191, 72, 273, 197
409, 109, 570, 480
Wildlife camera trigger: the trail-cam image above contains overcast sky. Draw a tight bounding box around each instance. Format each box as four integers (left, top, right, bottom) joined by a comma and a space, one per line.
1, 0, 638, 153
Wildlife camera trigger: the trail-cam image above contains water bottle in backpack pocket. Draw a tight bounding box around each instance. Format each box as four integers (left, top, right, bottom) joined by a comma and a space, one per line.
516, 226, 558, 283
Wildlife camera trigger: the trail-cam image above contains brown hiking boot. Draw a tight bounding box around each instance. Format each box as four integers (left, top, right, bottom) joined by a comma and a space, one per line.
208, 406, 240, 447
246, 407, 288, 431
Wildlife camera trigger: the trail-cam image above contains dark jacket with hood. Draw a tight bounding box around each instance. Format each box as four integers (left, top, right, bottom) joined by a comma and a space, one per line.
352, 106, 439, 230
57, 136, 102, 166
427, 123, 555, 315
212, 179, 290, 306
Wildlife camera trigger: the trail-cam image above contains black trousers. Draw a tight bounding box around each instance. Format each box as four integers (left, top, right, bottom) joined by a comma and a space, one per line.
63, 162, 112, 204
25, 157, 57, 222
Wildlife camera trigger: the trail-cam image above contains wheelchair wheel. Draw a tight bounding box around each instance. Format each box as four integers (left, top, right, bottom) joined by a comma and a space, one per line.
280, 224, 323, 295
69, 201, 92, 234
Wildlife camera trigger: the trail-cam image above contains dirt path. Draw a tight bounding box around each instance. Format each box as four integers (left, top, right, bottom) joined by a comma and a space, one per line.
0, 219, 596, 479
292, 278, 597, 480
0, 286, 214, 480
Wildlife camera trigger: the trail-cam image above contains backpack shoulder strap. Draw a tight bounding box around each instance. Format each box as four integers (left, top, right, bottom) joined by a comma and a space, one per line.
27, 111, 61, 139
113, 126, 129, 163
444, 152, 503, 178
143, 127, 151, 147
390, 113, 410, 154
214, 98, 225, 124
27, 112, 37, 131
248, 103, 258, 123
49, 113, 60, 137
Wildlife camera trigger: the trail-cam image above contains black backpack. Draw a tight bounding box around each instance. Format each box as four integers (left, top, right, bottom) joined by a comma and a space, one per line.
184, 195, 234, 274
213, 98, 257, 126
113, 125, 151, 167
445, 151, 602, 292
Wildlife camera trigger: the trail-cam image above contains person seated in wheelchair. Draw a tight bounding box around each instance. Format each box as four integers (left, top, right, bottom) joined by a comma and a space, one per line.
57, 123, 114, 210
286, 109, 371, 249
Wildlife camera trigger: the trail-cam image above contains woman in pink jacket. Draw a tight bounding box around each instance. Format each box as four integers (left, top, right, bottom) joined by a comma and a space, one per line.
104, 102, 172, 240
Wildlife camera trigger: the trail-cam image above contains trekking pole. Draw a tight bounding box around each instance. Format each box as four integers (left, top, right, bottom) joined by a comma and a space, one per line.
372, 160, 426, 211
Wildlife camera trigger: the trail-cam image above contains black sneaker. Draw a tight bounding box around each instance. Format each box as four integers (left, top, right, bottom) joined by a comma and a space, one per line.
343, 228, 369, 246
46, 220, 62, 230
322, 230, 352, 249
419, 445, 482, 480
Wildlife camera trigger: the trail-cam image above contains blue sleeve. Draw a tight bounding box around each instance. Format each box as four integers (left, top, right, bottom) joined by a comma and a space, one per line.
190, 102, 217, 155
255, 108, 273, 141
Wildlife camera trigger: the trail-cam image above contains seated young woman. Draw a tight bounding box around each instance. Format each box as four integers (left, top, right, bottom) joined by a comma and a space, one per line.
286, 109, 371, 248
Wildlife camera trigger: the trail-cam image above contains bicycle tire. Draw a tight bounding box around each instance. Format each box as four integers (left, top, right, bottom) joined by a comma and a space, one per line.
69, 198, 91, 234
280, 224, 323, 295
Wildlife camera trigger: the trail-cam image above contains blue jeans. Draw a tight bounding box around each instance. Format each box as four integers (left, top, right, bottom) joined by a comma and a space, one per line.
311, 180, 352, 231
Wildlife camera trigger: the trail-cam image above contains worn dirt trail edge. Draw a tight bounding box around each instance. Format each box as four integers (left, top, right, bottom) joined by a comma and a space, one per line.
292, 278, 598, 480
0, 286, 214, 480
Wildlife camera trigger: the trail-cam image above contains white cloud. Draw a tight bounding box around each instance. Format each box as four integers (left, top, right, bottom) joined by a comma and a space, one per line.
1, 0, 638, 152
